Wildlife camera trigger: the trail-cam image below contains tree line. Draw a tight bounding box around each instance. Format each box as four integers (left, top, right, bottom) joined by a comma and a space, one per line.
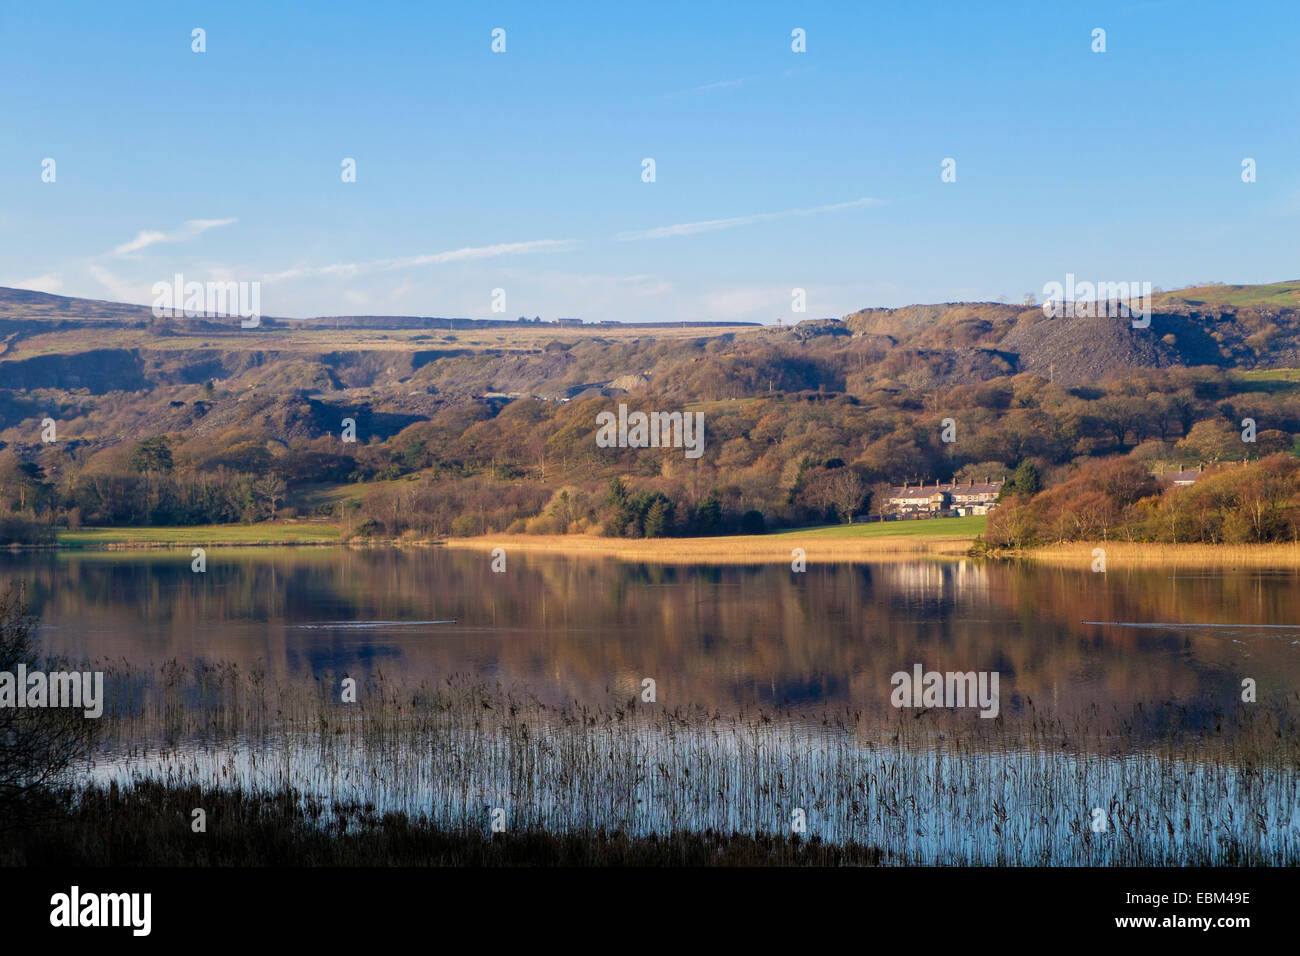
2, 364, 1299, 541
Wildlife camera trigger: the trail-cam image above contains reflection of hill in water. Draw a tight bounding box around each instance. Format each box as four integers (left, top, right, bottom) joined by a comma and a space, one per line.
5, 549, 1300, 735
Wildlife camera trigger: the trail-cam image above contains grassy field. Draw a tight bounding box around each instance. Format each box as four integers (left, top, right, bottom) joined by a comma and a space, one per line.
50, 514, 985, 557
1235, 368, 1300, 384
1156, 279, 1300, 310
48, 521, 1300, 569
292, 480, 368, 513
1231, 368, 1300, 399
771, 515, 986, 539
57, 522, 342, 548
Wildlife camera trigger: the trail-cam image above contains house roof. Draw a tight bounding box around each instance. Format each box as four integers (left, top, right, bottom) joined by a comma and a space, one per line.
888, 487, 947, 500
949, 482, 1003, 495
887, 480, 1003, 499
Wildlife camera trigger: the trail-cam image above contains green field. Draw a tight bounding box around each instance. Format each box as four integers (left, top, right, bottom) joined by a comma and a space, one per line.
1234, 368, 1300, 384
58, 523, 342, 548
1157, 280, 1300, 310
772, 515, 986, 539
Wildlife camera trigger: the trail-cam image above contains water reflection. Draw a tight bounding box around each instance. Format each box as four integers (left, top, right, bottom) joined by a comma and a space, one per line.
3, 549, 1299, 727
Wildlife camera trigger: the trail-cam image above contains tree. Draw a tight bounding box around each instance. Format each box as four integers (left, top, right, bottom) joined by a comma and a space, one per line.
129, 437, 174, 475
956, 460, 1011, 484
1009, 460, 1041, 496
870, 480, 894, 519
828, 467, 868, 523
693, 492, 722, 533
1175, 419, 1239, 463
983, 500, 1040, 549
252, 474, 288, 519
643, 496, 670, 538
0, 587, 98, 829
0, 450, 28, 512
1094, 396, 1146, 449
604, 477, 627, 509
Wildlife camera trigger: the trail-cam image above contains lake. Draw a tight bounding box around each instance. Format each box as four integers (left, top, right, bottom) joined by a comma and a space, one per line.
4, 547, 1299, 863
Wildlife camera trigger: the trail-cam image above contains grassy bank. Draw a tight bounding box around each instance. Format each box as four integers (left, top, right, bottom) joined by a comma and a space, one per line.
43, 519, 1300, 569
55, 522, 343, 549
44, 516, 983, 559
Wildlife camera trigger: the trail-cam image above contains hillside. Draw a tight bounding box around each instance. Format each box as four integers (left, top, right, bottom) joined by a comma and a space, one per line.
2, 281, 1300, 448
843, 283, 1300, 384
3, 280, 1300, 545
1153, 280, 1300, 311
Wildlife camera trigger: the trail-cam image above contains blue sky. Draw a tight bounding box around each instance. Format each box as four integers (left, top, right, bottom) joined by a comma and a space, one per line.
2, 0, 1297, 322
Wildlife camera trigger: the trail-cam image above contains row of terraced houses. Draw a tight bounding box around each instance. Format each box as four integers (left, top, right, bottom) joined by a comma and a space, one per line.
882, 478, 1006, 519
880, 466, 1208, 520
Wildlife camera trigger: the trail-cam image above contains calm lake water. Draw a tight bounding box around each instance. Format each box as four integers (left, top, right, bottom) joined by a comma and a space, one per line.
4, 547, 1299, 862
6, 547, 1300, 721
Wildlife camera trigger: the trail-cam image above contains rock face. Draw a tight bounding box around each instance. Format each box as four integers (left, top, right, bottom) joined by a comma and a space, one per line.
609, 373, 650, 392
844, 297, 1300, 386
0, 349, 150, 392
998, 314, 1177, 384
998, 312, 1241, 385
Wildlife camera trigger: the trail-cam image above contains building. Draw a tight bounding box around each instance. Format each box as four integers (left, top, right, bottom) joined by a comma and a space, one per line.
883, 477, 1005, 519
1158, 460, 1254, 488
556, 318, 584, 327
1155, 463, 1217, 488
1165, 468, 1203, 487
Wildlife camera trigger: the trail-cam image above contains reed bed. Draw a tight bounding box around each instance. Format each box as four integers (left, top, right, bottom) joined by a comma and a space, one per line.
442, 533, 974, 564
64, 661, 1300, 866
1020, 541, 1300, 569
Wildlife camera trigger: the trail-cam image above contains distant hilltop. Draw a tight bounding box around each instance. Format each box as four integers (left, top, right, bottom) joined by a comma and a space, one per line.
5, 280, 1300, 386
0, 288, 757, 331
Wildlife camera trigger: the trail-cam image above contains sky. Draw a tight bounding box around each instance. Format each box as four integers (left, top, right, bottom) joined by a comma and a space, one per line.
1, 0, 1298, 323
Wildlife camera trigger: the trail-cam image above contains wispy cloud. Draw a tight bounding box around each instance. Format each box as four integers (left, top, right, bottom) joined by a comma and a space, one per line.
4, 274, 63, 294
666, 76, 753, 98
616, 198, 881, 241
262, 239, 579, 282
88, 264, 145, 302
113, 218, 237, 256
690, 77, 749, 93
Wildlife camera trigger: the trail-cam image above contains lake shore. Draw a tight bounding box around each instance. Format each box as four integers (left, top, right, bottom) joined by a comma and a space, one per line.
1007, 540, 1300, 569
441, 530, 977, 563
1, 782, 886, 867
31, 521, 1300, 567
41, 517, 983, 559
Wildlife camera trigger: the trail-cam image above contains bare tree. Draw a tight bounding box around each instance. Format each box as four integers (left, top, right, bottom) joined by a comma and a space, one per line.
252, 473, 288, 520
0, 587, 98, 830
829, 468, 869, 523
870, 480, 894, 519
